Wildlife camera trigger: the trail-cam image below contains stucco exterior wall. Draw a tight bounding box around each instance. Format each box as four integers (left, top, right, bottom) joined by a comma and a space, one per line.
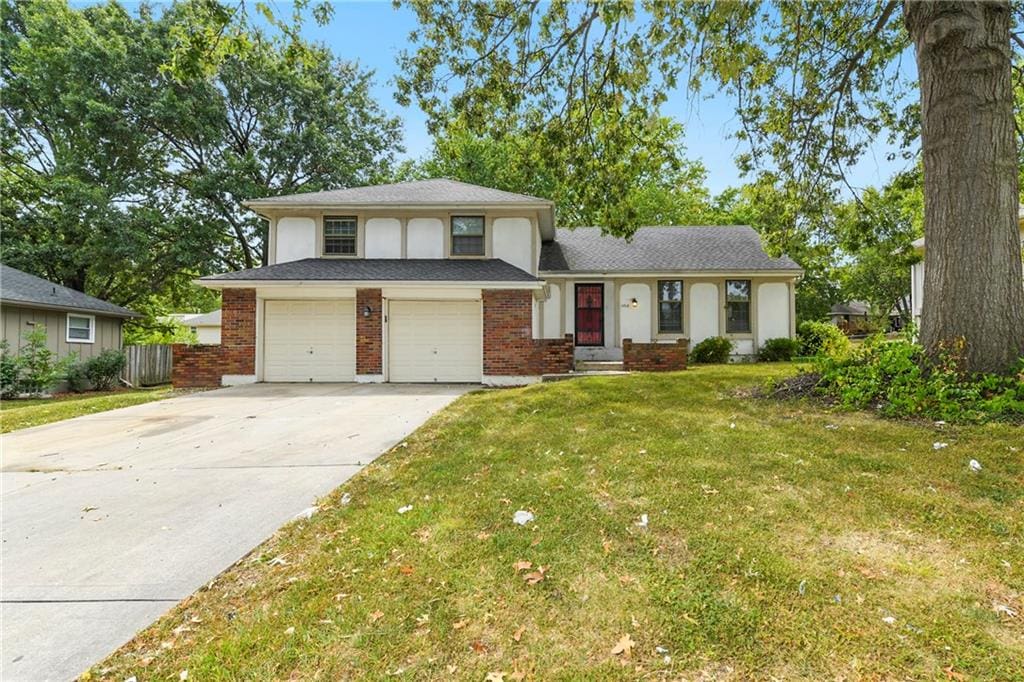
1, 304, 123, 360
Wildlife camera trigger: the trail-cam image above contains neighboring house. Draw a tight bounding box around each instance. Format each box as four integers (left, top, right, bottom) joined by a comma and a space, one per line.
911, 212, 1024, 323
169, 310, 222, 344
830, 299, 907, 333
174, 179, 802, 387
829, 301, 870, 329
187, 309, 221, 344
1, 264, 139, 359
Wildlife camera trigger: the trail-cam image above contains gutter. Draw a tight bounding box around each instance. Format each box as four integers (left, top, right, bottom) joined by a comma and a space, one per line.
195, 279, 544, 291
0, 298, 142, 319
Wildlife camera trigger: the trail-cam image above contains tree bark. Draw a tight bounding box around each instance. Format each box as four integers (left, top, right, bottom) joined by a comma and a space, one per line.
905, 1, 1024, 373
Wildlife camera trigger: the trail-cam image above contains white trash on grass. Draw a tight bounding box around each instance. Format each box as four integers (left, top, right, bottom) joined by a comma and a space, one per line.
397, 505, 413, 514
512, 510, 534, 526
969, 459, 983, 472
636, 514, 649, 529
933, 442, 948, 450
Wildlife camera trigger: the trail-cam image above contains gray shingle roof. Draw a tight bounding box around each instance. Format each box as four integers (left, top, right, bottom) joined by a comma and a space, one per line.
188, 309, 222, 326
201, 258, 539, 283
244, 179, 552, 208
539, 226, 802, 273
0, 264, 139, 318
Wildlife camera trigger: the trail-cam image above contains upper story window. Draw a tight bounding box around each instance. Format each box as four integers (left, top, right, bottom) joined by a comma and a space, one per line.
324, 216, 357, 255
726, 279, 751, 333
451, 216, 485, 256
657, 280, 683, 333
67, 313, 95, 343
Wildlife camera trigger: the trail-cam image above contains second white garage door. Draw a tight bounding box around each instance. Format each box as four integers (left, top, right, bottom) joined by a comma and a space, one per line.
388, 300, 482, 382
264, 300, 355, 382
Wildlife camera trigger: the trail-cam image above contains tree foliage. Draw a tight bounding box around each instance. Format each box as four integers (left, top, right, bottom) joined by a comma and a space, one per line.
1, 0, 401, 311
395, 0, 1024, 372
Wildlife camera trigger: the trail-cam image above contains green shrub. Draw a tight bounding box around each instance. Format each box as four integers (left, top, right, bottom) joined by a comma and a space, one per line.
813, 335, 1024, 423
691, 336, 733, 364
65, 360, 91, 392
16, 326, 68, 395
0, 341, 19, 398
84, 350, 126, 391
759, 337, 801, 362
797, 320, 847, 356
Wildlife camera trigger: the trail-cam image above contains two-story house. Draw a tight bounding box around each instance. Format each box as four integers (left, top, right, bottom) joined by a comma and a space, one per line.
172, 179, 802, 387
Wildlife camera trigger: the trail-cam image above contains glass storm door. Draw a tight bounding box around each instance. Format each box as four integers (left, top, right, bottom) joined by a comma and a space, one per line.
575, 284, 604, 346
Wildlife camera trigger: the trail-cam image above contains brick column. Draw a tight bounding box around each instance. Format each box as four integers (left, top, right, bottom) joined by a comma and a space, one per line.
356, 288, 383, 379
482, 289, 534, 377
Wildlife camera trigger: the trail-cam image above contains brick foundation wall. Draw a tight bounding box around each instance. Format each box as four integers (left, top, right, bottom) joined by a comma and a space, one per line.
483, 289, 574, 376
356, 288, 383, 375
622, 338, 688, 372
172, 288, 256, 388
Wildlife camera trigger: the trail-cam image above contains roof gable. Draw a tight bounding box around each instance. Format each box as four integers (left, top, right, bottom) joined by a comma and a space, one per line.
0, 264, 139, 318
539, 226, 802, 273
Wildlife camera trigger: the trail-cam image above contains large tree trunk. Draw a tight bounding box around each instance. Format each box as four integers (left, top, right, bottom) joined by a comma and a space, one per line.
905, 1, 1024, 374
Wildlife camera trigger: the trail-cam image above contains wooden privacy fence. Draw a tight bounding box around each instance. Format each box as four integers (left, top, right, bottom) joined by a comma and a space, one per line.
122, 344, 173, 386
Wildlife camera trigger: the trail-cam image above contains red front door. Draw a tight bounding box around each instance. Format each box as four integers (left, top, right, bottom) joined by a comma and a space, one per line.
575, 284, 604, 346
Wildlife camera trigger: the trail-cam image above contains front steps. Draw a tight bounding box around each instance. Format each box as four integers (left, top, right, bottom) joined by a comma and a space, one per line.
575, 360, 624, 372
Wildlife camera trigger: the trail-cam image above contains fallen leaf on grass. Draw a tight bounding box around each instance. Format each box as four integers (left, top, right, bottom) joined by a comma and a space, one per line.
368, 610, 384, 623
513, 560, 533, 573
399, 565, 414, 576
512, 625, 526, 642
618, 575, 636, 586
485, 673, 505, 682
944, 667, 966, 681
522, 567, 547, 585
611, 634, 635, 657
602, 539, 613, 555
477, 531, 493, 541
284, 626, 295, 635
471, 640, 488, 653
453, 619, 469, 630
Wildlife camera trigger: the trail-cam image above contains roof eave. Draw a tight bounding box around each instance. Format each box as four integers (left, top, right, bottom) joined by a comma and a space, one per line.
538, 268, 804, 277
0, 297, 141, 319
196, 278, 542, 290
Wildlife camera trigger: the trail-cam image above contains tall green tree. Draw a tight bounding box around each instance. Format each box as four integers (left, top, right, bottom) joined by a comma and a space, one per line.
1, 0, 402, 306
834, 171, 923, 323
395, 1, 1024, 373
417, 116, 717, 227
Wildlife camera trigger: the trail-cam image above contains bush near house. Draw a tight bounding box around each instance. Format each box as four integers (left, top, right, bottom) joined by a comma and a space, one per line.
797, 320, 849, 357
759, 337, 801, 362
2, 327, 127, 396
690, 336, 733, 363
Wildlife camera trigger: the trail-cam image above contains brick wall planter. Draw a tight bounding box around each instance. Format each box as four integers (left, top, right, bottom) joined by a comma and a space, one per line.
172, 288, 256, 388
483, 289, 574, 378
622, 338, 688, 372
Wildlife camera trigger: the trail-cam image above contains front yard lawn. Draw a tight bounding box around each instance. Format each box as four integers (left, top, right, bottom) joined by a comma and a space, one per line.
1, 386, 180, 433
92, 365, 1022, 680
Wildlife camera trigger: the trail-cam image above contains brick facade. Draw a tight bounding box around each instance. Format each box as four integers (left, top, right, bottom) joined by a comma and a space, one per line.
622, 338, 688, 372
482, 289, 574, 376
356, 288, 383, 375
172, 288, 256, 388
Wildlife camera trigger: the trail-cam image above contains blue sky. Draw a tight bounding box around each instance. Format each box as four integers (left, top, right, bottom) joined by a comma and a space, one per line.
300, 1, 916, 196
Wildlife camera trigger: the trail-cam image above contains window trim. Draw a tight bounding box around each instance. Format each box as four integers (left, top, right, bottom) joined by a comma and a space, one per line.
449, 215, 486, 257
322, 215, 359, 257
66, 313, 95, 344
725, 279, 752, 334
657, 280, 684, 334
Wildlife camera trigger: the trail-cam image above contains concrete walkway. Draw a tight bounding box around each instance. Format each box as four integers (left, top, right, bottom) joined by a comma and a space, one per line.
1, 383, 470, 681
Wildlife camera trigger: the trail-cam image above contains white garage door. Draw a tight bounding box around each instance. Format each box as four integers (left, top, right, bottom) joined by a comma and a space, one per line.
263, 300, 355, 382
388, 300, 481, 382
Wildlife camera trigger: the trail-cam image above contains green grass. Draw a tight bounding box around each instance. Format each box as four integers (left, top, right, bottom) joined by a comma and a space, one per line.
90, 365, 1022, 681
1, 386, 180, 433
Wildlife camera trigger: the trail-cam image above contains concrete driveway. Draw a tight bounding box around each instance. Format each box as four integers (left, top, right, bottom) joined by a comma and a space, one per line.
1, 382, 470, 681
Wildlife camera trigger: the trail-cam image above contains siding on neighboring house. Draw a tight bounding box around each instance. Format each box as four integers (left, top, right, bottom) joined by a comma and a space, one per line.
1, 304, 124, 360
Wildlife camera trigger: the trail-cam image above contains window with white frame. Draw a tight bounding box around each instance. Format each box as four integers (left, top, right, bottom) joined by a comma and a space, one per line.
67, 314, 95, 343
657, 280, 683, 333
323, 216, 357, 255
450, 216, 485, 256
